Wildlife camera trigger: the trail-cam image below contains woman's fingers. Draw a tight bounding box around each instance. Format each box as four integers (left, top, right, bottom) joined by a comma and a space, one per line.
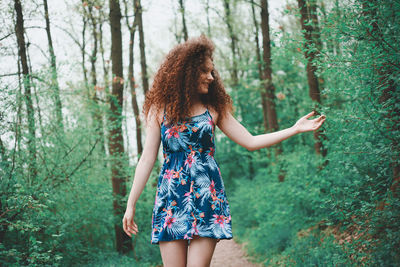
127, 221, 139, 235
304, 110, 316, 119
318, 114, 326, 121
315, 118, 325, 130
122, 216, 139, 237
128, 224, 138, 232
123, 217, 128, 233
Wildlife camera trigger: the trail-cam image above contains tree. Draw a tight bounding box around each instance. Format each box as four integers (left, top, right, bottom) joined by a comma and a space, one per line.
133, 0, 149, 95
223, 0, 239, 86
260, 1, 280, 144
43, 0, 64, 135
250, 0, 269, 133
178, 0, 188, 41
123, 0, 143, 156
14, 0, 37, 182
297, 0, 327, 156
108, 0, 131, 253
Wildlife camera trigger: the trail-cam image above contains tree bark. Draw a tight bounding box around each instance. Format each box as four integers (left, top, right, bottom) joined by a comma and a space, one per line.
86, 3, 106, 153
250, 0, 269, 133
108, 0, 131, 253
205, 0, 212, 37
260, 0, 285, 181
99, 8, 111, 156
123, 0, 143, 157
178, 0, 188, 41
223, 0, 239, 86
297, 0, 327, 157
79, 1, 90, 98
43, 0, 64, 135
260, 1, 280, 140
14, 0, 37, 182
134, 0, 149, 95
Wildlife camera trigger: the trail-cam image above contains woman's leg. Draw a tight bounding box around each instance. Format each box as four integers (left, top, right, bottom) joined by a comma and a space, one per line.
187, 235, 218, 267
159, 239, 189, 267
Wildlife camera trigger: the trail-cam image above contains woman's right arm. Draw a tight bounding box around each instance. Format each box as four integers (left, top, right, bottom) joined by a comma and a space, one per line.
126, 106, 161, 208
123, 107, 161, 237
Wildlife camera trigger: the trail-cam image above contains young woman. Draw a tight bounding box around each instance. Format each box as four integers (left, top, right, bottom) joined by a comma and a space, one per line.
122, 34, 326, 267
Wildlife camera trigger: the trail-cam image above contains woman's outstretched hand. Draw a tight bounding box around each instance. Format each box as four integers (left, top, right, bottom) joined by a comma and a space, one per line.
293, 110, 326, 133
122, 206, 139, 237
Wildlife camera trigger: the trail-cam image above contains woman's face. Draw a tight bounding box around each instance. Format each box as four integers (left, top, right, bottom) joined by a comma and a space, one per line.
197, 57, 214, 95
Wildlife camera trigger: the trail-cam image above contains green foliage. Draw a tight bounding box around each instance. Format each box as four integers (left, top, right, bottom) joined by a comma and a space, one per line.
221, 0, 400, 266
2, 0, 399, 266
0, 79, 160, 266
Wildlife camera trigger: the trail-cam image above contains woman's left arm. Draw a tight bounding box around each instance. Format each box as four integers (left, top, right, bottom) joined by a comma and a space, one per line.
217, 110, 326, 151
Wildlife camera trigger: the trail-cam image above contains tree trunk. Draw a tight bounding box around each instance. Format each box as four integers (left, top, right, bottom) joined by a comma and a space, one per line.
81, 0, 89, 97
205, 0, 212, 37
87, 3, 106, 152
250, 0, 269, 133
260, 1, 280, 141
297, 0, 327, 157
178, 0, 188, 41
223, 0, 254, 178
14, 0, 37, 183
260, 0, 285, 181
223, 0, 239, 86
99, 8, 111, 157
108, 0, 131, 253
43, 0, 64, 135
123, 0, 143, 157
134, 0, 149, 95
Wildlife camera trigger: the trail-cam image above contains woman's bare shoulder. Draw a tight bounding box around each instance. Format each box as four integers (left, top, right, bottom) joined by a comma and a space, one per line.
147, 105, 164, 128
207, 105, 219, 125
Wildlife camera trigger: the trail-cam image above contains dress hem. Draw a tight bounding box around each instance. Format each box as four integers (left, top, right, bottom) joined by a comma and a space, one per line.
150, 234, 233, 245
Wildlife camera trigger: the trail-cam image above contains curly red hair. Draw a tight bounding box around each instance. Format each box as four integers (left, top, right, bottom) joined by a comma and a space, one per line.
142, 34, 233, 125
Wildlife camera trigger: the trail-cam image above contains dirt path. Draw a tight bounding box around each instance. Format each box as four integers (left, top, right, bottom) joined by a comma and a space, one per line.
210, 239, 263, 267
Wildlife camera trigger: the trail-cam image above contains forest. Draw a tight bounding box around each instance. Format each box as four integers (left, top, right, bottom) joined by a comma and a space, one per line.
1, 0, 399, 266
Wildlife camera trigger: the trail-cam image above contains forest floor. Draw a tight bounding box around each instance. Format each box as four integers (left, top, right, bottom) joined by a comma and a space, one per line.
210, 238, 263, 267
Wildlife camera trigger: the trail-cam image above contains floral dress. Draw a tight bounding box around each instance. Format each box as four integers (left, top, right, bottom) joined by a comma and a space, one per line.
150, 107, 233, 245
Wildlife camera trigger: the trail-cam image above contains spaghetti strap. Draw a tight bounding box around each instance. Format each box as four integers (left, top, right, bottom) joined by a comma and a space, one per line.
162, 105, 168, 120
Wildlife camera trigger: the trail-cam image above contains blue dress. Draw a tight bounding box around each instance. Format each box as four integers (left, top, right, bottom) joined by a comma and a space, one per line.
150, 107, 233, 245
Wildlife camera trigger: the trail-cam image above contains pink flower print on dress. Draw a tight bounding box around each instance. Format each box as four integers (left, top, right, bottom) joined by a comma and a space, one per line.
208, 147, 215, 157
163, 152, 170, 163
184, 181, 195, 197
166, 126, 180, 139
213, 214, 225, 227
178, 124, 187, 132
184, 233, 192, 240
170, 167, 183, 180
185, 151, 196, 168
208, 116, 215, 138
209, 180, 216, 195
190, 212, 199, 235
163, 207, 173, 217
163, 216, 176, 229
163, 169, 173, 181
208, 116, 214, 128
